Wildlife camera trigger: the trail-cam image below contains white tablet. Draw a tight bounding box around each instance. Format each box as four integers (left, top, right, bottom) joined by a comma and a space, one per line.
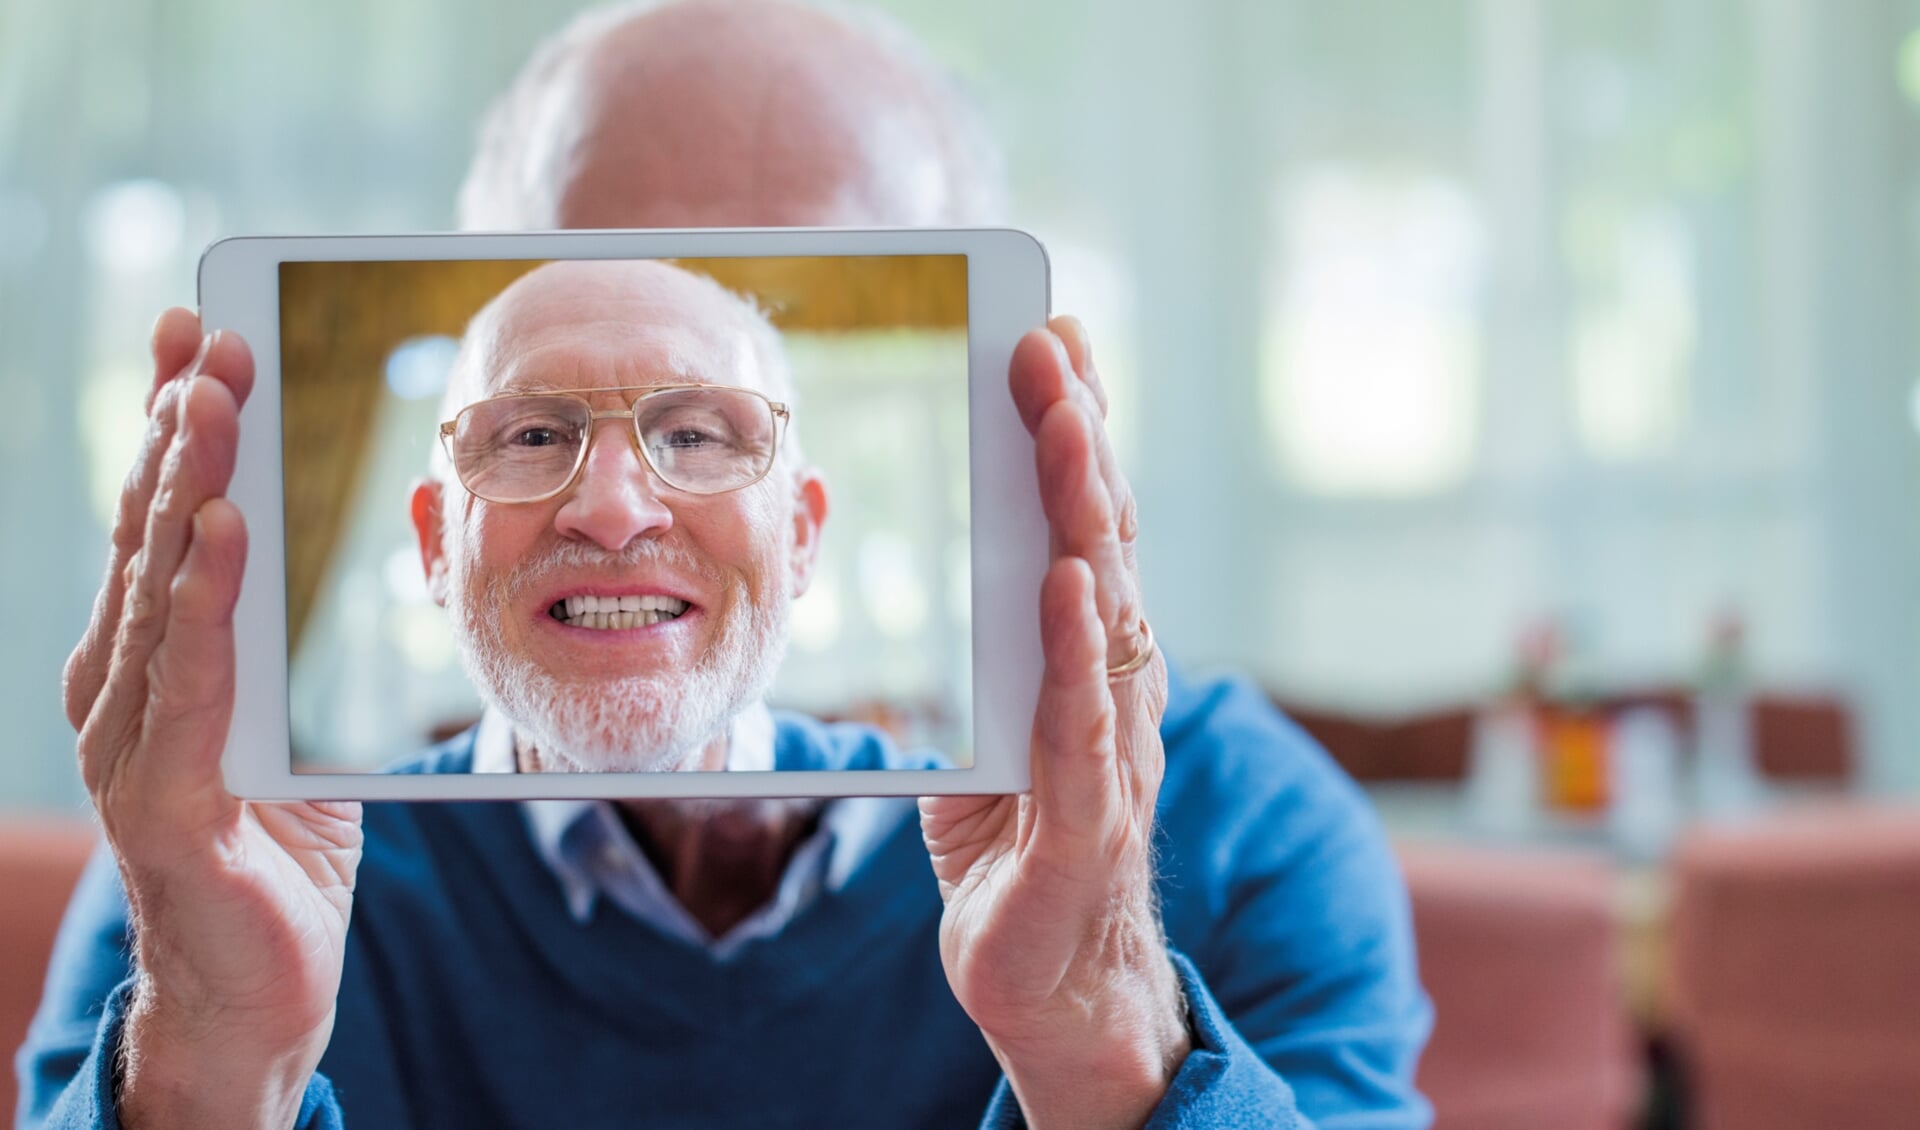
199, 228, 1049, 800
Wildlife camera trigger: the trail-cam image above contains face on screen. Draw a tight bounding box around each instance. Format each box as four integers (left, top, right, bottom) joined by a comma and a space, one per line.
280, 255, 971, 773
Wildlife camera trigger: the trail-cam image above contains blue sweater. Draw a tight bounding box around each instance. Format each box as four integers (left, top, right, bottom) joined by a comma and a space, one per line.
19, 672, 1432, 1128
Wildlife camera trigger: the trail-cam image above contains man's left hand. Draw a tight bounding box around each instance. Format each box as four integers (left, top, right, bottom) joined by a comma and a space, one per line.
919, 316, 1188, 1129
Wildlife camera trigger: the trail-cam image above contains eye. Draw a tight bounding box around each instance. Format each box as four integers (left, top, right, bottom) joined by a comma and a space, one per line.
490, 412, 580, 450
659, 426, 721, 449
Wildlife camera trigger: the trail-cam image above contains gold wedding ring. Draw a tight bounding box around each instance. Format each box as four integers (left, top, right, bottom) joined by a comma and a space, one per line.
1106, 619, 1156, 680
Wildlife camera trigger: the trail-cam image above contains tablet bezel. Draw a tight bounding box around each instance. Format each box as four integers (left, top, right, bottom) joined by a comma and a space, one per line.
200, 228, 1048, 800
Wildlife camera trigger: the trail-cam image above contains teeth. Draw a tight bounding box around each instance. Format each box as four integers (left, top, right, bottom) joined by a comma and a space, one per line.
554, 594, 691, 629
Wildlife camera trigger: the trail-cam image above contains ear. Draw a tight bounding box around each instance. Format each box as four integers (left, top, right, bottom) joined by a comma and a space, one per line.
787, 468, 830, 598
410, 477, 451, 607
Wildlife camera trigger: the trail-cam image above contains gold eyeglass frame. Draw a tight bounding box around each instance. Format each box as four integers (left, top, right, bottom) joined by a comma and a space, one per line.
438, 383, 791, 504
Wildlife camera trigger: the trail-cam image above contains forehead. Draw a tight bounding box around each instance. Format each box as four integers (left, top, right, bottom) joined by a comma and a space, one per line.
467, 263, 767, 398
545, 7, 954, 230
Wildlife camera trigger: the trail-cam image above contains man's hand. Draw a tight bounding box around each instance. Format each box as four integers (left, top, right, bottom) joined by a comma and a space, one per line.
919, 316, 1187, 1129
62, 308, 363, 1130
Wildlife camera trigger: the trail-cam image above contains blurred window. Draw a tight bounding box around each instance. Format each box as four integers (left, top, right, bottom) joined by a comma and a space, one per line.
5, 0, 1920, 804
1262, 165, 1482, 496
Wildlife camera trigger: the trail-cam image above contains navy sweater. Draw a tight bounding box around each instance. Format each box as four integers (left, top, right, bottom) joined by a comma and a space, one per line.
20, 672, 1432, 1128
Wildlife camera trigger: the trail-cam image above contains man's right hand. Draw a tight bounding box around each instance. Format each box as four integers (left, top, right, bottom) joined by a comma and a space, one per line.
62, 307, 363, 1130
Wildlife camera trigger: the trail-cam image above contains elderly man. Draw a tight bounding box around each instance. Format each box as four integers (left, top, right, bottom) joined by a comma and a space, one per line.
25, 2, 1430, 1128
422, 261, 831, 781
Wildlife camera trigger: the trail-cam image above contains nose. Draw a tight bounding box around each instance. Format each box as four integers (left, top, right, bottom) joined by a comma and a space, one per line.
551, 419, 674, 550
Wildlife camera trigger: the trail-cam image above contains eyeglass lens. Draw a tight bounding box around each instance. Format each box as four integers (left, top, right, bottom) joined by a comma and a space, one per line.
449, 388, 777, 501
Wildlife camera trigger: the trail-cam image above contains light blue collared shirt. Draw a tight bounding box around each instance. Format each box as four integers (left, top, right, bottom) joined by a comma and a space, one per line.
470, 707, 918, 960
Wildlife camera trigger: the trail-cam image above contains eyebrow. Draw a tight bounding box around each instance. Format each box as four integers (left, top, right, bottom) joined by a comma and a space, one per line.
487, 347, 729, 397
483, 383, 731, 401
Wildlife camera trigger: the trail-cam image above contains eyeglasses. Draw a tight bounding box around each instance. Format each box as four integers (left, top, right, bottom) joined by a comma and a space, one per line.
439, 384, 790, 504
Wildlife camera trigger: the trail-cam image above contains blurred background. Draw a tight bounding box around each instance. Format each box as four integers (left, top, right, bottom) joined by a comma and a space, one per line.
4, 0, 1920, 1127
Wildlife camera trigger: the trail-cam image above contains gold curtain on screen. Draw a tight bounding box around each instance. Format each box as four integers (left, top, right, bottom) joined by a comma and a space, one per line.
675, 255, 967, 330
277, 259, 545, 653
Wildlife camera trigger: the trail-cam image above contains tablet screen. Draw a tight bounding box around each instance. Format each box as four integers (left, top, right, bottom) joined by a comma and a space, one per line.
278, 255, 972, 775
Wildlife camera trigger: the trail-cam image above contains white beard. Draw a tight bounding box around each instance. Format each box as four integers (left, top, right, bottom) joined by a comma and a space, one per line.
445, 534, 789, 773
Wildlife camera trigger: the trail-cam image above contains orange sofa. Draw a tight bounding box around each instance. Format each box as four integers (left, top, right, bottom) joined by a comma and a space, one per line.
1, 817, 98, 1123
1667, 805, 1920, 1130
1401, 843, 1641, 1130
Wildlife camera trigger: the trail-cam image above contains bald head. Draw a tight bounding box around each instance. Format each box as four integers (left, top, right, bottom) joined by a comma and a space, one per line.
459, 0, 1004, 230
444, 259, 792, 444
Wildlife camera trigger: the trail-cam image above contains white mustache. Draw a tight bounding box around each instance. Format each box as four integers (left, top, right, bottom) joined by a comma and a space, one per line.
482, 537, 725, 607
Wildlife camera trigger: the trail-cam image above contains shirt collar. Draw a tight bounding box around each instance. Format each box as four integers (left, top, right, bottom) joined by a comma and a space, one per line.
472, 704, 781, 922
471, 705, 913, 942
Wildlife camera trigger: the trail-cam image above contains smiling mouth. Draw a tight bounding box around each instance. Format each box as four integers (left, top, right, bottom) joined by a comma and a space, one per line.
549, 594, 691, 630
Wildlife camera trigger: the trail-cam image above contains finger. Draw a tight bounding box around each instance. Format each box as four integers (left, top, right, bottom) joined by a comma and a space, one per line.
124, 375, 244, 662
81, 375, 244, 797
67, 323, 254, 729
1008, 329, 1076, 436
1030, 557, 1120, 843
194, 327, 257, 407
1034, 399, 1146, 667
1047, 318, 1139, 550
1010, 326, 1106, 433
1010, 326, 1141, 553
1048, 315, 1109, 420
128, 497, 249, 837
65, 320, 210, 730
148, 308, 203, 411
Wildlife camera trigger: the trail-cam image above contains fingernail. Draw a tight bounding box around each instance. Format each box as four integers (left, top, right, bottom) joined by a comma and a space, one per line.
1063, 317, 1092, 366
1050, 333, 1074, 375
